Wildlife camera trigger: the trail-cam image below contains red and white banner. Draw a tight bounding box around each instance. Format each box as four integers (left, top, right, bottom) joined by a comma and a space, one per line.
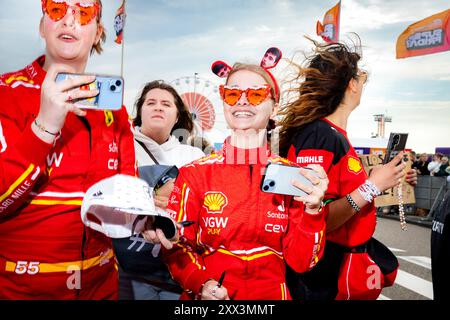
114, 0, 126, 44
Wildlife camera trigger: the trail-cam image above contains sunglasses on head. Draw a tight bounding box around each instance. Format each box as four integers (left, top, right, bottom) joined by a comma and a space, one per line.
41, 0, 99, 26
219, 85, 271, 107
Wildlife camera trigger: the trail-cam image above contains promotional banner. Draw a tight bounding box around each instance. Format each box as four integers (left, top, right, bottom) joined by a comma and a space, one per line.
114, 0, 126, 44
396, 8, 450, 59
316, 1, 341, 43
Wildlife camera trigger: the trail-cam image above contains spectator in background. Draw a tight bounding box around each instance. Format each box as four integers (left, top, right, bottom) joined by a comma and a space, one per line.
116, 80, 205, 300
409, 151, 416, 163
413, 153, 430, 175
435, 156, 449, 177
429, 153, 445, 176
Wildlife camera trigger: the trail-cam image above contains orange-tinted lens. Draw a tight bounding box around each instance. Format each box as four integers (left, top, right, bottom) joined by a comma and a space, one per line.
43, 0, 97, 25
45, 0, 68, 22
77, 3, 98, 25
221, 87, 243, 106
246, 87, 270, 106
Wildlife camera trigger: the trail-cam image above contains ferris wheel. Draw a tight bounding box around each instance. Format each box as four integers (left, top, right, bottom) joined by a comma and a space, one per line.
170, 75, 220, 133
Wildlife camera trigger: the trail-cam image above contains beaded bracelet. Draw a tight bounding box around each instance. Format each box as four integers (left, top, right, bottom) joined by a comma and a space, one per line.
357, 180, 381, 203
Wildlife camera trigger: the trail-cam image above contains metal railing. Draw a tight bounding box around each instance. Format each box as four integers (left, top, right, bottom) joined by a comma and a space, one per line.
415, 176, 449, 220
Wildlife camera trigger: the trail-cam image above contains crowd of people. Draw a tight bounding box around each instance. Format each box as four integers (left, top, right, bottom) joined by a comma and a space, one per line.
412, 152, 450, 178
0, 0, 433, 301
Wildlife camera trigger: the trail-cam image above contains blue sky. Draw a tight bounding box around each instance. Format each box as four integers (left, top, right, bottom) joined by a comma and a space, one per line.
0, 0, 449, 153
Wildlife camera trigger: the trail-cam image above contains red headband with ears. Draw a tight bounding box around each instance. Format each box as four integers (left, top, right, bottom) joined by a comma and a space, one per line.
211, 47, 282, 102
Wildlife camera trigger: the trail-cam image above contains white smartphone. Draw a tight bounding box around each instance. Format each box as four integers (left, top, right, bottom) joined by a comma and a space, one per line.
55, 73, 124, 110
261, 163, 318, 197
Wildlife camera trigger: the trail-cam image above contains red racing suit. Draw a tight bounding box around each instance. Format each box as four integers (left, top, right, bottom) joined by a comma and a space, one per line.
164, 139, 326, 300
285, 118, 377, 300
287, 118, 376, 246
0, 56, 136, 299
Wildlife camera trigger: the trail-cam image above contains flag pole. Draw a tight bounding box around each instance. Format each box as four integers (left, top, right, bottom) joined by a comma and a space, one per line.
337, 0, 342, 43
120, 33, 125, 77
120, 0, 126, 77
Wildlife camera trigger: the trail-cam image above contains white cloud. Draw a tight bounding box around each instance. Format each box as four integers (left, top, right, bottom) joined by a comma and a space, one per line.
0, 0, 449, 152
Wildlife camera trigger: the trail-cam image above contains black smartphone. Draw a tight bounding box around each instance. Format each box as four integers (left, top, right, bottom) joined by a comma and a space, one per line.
383, 133, 408, 164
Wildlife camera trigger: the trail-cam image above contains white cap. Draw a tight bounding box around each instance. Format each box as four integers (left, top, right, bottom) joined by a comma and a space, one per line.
81, 174, 177, 239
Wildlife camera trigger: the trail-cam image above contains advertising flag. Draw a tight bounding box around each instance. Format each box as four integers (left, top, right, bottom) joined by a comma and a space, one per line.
114, 0, 126, 45
396, 9, 450, 59
316, 1, 341, 43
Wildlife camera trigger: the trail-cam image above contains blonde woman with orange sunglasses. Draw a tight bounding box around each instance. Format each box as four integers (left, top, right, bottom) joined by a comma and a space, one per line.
0, 0, 136, 299
163, 61, 329, 300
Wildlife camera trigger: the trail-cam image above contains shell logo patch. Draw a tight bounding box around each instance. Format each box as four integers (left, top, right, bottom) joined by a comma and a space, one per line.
348, 156, 363, 174
5, 75, 34, 85
203, 191, 228, 214
6, 75, 40, 89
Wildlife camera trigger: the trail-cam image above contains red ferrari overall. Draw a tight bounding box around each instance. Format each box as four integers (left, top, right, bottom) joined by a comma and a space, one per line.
0, 56, 136, 299
164, 140, 326, 300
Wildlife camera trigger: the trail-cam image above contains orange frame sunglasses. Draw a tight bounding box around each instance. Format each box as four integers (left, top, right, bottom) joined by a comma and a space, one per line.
219, 85, 272, 107
41, 0, 100, 26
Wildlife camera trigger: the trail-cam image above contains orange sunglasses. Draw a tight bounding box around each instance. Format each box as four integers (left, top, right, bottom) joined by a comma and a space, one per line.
41, 0, 100, 26
219, 85, 272, 107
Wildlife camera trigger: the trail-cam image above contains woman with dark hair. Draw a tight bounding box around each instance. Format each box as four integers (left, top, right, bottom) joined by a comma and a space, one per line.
278, 38, 412, 300
118, 80, 204, 300
133, 80, 204, 210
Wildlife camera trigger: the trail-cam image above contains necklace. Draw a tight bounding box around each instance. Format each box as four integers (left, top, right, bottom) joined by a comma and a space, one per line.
398, 182, 407, 231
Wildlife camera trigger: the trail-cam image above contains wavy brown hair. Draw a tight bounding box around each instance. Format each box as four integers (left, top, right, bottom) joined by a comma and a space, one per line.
278, 36, 363, 156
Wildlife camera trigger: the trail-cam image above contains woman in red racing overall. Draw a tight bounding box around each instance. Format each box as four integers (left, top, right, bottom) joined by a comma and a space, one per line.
0, 0, 135, 299
279, 38, 414, 300
163, 62, 329, 300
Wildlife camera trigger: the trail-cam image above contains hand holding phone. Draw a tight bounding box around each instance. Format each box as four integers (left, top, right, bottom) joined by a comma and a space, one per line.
55, 73, 124, 110
261, 163, 319, 197
261, 163, 328, 214
367, 134, 408, 192
384, 133, 408, 165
